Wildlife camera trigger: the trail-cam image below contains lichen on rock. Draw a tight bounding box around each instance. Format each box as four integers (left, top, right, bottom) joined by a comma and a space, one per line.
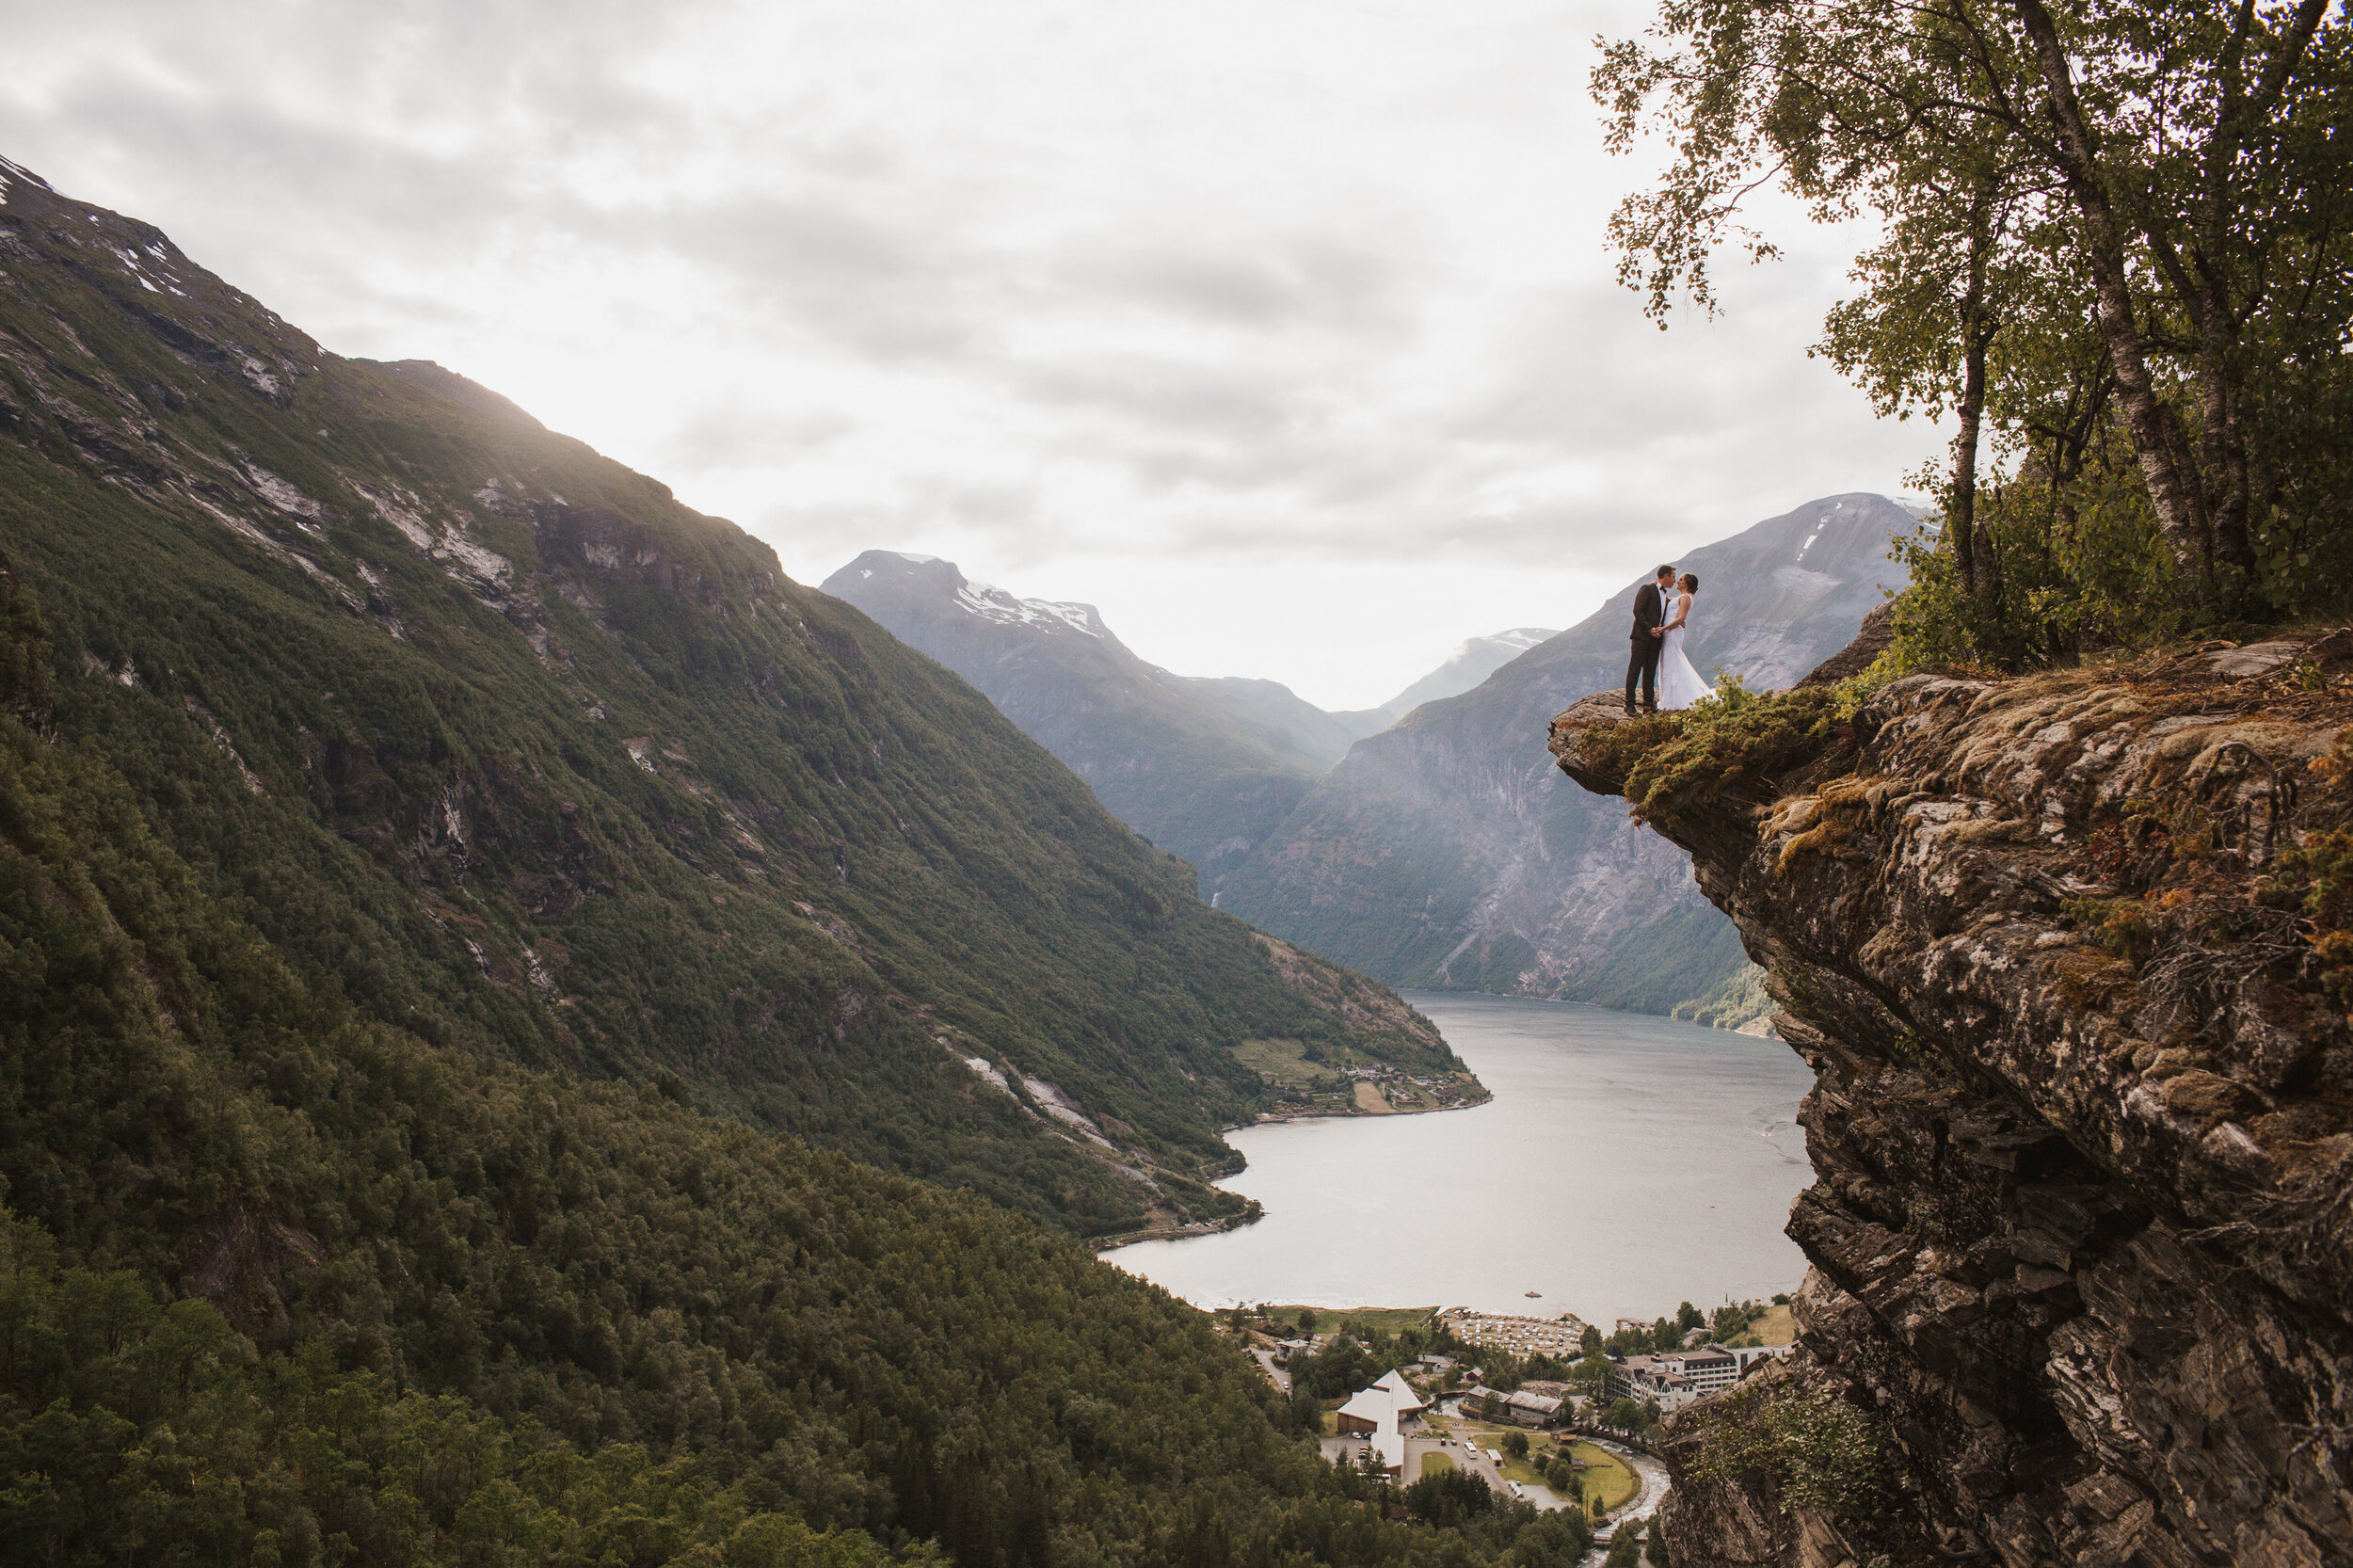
1550, 632, 2353, 1567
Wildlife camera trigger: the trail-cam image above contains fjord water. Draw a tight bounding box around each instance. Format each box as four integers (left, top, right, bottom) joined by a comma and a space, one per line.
1114, 993, 1817, 1325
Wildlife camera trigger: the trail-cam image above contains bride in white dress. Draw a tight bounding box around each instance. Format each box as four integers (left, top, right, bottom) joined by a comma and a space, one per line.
1657, 572, 1714, 711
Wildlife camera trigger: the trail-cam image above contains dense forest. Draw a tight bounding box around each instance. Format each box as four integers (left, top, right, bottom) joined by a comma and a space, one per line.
0, 558, 1558, 1566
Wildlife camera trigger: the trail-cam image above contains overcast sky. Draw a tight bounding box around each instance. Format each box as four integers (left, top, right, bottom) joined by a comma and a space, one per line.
5, 1, 1939, 710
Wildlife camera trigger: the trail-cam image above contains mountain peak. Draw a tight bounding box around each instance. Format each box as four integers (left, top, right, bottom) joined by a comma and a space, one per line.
824, 552, 1399, 882
825, 550, 1108, 640
1379, 624, 1563, 719
1219, 492, 1913, 1015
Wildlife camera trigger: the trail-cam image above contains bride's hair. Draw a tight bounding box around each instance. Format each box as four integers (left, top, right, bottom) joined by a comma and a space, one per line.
1682, 573, 1700, 592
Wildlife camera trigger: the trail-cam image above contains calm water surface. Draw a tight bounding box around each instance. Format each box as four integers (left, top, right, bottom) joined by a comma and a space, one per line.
1112, 992, 1816, 1325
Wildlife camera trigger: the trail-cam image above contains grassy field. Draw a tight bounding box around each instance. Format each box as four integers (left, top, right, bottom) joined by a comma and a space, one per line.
1460, 1431, 1639, 1512
1419, 1451, 1454, 1475
1564, 1442, 1640, 1511
1752, 1303, 1797, 1344
1261, 1305, 1437, 1335
1231, 1037, 1334, 1090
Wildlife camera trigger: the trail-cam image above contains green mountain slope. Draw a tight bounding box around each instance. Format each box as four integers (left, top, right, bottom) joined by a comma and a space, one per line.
820, 552, 1385, 894
0, 159, 1467, 1242
1218, 496, 1912, 1019
0, 568, 1562, 1567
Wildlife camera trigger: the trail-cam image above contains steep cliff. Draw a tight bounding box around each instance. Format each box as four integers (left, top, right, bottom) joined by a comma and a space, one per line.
1550, 634, 2353, 1566
1222, 494, 1912, 1017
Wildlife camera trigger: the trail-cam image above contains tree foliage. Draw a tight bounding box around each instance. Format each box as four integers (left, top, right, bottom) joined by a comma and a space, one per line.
1596, 0, 2353, 661
1684, 1385, 1889, 1517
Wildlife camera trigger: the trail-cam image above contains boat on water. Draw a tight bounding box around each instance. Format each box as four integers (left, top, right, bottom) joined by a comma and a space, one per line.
1525, 1290, 1541, 1298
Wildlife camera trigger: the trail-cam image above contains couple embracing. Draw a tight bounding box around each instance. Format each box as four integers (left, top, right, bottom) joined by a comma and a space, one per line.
1625, 565, 1709, 714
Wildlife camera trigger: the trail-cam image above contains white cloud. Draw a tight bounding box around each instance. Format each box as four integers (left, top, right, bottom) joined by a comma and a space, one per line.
0, 0, 1943, 709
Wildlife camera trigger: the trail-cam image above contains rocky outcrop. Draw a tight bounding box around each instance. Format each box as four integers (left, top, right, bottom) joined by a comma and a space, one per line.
1550, 635, 2353, 1566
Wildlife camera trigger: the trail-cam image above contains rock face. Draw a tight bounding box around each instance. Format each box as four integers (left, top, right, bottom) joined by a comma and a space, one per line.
1550, 638, 2353, 1565
1220, 494, 1913, 1016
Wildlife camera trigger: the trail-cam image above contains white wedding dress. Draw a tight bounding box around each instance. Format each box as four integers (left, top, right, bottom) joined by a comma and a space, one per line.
1657, 596, 1713, 711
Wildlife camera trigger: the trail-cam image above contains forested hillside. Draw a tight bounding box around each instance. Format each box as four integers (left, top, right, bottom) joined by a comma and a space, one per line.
0, 562, 1579, 1566
0, 159, 1470, 1244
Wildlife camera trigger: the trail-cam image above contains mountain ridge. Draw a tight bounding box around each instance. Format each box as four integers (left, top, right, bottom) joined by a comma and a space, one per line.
1376, 627, 1560, 721
822, 550, 1387, 889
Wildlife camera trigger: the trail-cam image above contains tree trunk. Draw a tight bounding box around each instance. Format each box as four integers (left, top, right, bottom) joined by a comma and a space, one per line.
2010, 0, 2217, 589
1952, 227, 1993, 609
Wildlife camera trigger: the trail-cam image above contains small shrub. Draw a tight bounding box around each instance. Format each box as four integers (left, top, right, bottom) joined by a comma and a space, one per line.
2060, 897, 2157, 963
1686, 1384, 1889, 1518
2277, 826, 2353, 998
1580, 710, 1686, 782
2100, 903, 2157, 963
2061, 896, 2114, 930
1608, 683, 1842, 821
1878, 465, 2203, 675
1829, 651, 1899, 722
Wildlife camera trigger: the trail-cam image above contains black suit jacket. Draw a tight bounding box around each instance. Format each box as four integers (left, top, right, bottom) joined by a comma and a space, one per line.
1631, 582, 1664, 643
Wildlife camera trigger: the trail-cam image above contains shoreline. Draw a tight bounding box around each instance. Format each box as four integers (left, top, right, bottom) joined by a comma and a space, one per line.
1232, 1080, 1495, 1132
1092, 1214, 1257, 1251
1096, 1090, 1493, 1254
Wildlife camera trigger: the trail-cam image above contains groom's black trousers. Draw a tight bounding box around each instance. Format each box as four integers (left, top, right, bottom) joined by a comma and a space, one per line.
1625, 636, 1661, 712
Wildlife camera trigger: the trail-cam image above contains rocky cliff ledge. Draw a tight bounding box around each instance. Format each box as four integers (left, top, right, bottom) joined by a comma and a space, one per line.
1549, 636, 2353, 1567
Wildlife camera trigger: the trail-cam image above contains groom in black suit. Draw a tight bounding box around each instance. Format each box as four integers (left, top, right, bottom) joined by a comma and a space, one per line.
1625, 565, 1676, 714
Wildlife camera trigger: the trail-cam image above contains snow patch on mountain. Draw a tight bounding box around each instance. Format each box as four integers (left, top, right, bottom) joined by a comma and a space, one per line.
952, 579, 1104, 639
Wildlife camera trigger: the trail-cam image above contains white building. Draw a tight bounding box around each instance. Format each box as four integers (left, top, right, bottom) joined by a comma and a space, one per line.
1612, 1343, 1792, 1408
1652, 1348, 1741, 1393
1335, 1369, 1428, 1473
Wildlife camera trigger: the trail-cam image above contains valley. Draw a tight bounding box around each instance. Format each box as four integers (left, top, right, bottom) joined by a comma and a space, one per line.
8, 0, 2349, 1560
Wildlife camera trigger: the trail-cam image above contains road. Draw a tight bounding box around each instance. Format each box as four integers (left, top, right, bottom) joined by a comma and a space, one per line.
1249, 1347, 1291, 1395
1412, 1422, 1566, 1510
1574, 1436, 1671, 1564
1427, 1413, 1673, 1554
